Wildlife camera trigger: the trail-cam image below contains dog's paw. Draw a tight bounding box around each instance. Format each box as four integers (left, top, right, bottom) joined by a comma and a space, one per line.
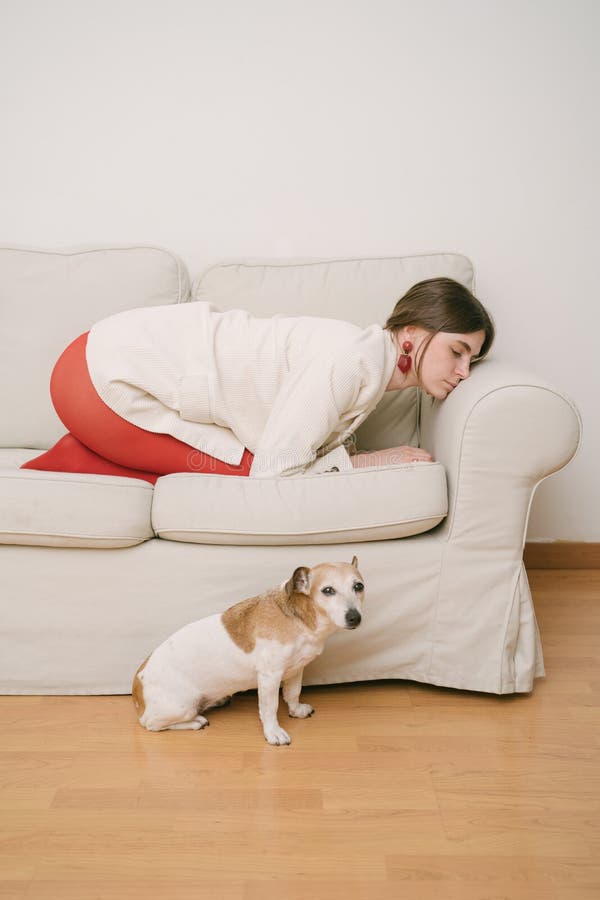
264, 726, 291, 746
289, 703, 314, 719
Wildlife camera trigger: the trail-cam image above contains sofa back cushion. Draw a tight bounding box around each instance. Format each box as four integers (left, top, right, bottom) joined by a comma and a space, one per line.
0, 245, 190, 449
193, 253, 475, 452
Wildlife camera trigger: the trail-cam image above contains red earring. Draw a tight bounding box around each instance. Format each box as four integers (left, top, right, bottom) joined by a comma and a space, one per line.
397, 340, 413, 374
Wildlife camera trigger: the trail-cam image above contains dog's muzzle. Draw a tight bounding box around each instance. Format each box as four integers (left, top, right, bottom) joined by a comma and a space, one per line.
345, 608, 362, 629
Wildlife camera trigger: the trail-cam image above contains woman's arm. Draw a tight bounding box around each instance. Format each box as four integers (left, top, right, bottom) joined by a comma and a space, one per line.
249, 345, 379, 478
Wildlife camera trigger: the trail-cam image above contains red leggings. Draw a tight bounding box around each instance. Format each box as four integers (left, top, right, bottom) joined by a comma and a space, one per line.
20, 331, 254, 485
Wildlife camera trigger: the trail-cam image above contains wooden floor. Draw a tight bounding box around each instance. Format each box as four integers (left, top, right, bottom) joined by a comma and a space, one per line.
1, 569, 599, 900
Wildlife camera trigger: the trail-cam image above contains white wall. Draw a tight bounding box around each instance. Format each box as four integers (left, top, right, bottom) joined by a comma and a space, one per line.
1, 0, 597, 540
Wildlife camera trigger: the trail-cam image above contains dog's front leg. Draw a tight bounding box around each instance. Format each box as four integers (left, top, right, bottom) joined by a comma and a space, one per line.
282, 670, 314, 718
257, 671, 290, 746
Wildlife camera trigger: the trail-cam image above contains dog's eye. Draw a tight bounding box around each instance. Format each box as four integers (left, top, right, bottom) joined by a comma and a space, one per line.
321, 586, 336, 595
353, 582, 364, 592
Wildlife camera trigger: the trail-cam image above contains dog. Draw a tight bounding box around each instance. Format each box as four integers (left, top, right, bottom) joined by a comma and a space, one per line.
132, 556, 364, 745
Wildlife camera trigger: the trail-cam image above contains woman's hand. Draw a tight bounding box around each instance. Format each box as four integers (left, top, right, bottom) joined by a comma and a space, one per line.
350, 446, 434, 468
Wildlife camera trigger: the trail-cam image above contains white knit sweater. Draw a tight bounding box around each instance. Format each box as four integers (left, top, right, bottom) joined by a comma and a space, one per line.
85, 301, 398, 478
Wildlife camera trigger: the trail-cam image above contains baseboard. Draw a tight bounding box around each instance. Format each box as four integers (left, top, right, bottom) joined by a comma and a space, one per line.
524, 541, 600, 569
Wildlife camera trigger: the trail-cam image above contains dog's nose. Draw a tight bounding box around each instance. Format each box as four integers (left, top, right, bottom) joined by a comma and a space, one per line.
345, 609, 362, 629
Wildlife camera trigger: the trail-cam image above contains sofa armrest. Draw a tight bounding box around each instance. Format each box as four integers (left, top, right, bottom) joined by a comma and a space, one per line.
419, 358, 582, 550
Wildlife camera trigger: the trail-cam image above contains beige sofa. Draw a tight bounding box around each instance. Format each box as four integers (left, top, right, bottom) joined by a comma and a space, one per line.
0, 246, 581, 695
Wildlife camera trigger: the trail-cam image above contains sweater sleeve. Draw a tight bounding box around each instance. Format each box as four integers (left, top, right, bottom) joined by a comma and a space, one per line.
248, 349, 360, 478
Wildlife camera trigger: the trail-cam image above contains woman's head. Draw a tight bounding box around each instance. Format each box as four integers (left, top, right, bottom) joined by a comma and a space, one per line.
384, 277, 495, 399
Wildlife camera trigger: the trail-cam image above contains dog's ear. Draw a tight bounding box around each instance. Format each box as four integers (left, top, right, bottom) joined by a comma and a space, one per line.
351, 555, 359, 569
279, 567, 316, 628
284, 566, 311, 597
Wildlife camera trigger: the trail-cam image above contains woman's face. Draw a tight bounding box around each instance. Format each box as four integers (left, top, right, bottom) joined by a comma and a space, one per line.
414, 329, 486, 399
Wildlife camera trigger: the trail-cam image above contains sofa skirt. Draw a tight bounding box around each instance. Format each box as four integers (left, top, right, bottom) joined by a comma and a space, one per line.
0, 532, 544, 696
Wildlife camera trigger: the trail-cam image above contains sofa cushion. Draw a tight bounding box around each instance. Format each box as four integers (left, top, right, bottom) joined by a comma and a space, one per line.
0, 451, 154, 549
151, 462, 447, 545
192, 252, 475, 325
0, 245, 190, 450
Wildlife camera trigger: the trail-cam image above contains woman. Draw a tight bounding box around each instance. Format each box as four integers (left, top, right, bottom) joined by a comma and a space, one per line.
22, 277, 494, 484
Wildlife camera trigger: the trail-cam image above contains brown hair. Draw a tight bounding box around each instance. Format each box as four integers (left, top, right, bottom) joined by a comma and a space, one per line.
384, 276, 495, 380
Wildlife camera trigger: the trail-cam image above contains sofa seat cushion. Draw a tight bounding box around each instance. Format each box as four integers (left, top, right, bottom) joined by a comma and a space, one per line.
151, 462, 447, 545
0, 451, 154, 548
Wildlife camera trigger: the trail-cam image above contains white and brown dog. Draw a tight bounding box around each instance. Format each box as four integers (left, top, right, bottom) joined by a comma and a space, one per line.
132, 557, 364, 745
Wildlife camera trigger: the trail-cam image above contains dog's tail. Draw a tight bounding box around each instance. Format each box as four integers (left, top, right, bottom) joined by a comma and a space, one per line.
131, 656, 149, 716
